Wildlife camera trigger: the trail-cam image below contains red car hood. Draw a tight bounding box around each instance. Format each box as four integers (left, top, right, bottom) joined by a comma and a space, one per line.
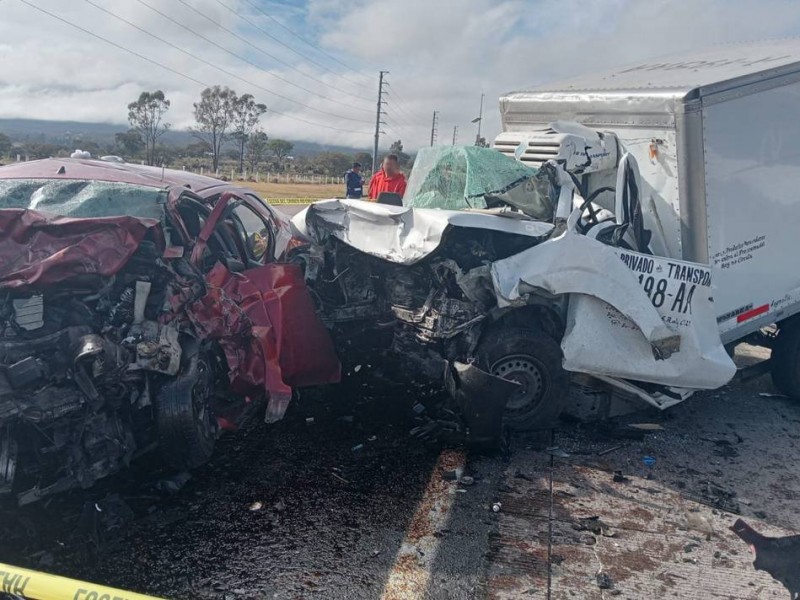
0, 209, 162, 288
0, 208, 340, 417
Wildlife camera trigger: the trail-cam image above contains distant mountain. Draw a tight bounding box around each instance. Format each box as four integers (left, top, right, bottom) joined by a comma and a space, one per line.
0, 118, 365, 156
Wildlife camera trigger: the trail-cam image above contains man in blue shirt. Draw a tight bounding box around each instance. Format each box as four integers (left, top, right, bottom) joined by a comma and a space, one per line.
344, 162, 365, 199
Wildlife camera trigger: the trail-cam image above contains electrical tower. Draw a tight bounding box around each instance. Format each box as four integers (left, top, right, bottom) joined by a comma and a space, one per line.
372, 71, 388, 174
452, 125, 458, 145
430, 110, 439, 146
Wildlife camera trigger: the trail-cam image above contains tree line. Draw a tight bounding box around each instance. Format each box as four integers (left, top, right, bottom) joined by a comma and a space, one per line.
126, 86, 278, 173
0, 86, 413, 177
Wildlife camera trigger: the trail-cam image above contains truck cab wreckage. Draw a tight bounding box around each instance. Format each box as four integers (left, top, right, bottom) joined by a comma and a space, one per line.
291, 140, 733, 444
295, 42, 800, 444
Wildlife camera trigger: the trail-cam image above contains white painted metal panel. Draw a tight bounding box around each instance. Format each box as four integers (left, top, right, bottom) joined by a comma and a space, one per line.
608, 128, 683, 259
505, 39, 800, 102
703, 80, 800, 337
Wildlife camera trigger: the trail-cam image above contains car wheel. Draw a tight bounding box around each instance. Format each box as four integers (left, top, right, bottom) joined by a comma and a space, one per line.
476, 328, 568, 431
771, 316, 800, 398
156, 353, 217, 470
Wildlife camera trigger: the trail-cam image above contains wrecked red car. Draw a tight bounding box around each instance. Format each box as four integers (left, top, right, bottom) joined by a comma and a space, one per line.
0, 158, 340, 504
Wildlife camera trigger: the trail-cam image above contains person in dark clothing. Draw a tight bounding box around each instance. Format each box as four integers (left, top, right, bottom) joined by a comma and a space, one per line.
344, 162, 365, 199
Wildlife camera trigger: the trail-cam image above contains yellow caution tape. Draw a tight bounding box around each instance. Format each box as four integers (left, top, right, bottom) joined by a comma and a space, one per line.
0, 562, 164, 600
265, 197, 318, 205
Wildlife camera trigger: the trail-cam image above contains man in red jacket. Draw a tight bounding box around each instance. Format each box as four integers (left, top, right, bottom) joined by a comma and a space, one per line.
368, 154, 407, 201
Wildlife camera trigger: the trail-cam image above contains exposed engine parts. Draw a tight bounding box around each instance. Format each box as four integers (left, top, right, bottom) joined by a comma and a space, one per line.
0, 246, 216, 505
298, 227, 563, 444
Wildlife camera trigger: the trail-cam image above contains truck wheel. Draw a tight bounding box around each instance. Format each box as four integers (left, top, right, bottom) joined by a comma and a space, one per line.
156, 354, 217, 470
475, 328, 568, 431
771, 316, 800, 398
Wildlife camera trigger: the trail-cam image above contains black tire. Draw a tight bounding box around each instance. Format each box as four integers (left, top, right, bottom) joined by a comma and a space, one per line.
156, 354, 217, 470
475, 328, 568, 431
771, 316, 800, 397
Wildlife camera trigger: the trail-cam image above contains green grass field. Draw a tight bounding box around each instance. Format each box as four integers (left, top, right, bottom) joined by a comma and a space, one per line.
241, 181, 343, 202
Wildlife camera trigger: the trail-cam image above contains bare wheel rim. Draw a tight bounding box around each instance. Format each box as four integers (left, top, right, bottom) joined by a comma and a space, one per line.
490, 354, 548, 414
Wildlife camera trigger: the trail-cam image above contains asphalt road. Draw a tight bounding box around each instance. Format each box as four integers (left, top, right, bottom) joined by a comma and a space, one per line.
0, 201, 797, 600
2, 348, 799, 599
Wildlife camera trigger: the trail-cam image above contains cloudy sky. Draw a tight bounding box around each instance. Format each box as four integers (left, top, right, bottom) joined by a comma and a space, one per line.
2, 0, 800, 151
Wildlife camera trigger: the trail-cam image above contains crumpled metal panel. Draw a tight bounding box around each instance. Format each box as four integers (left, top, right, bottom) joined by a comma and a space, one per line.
0, 209, 161, 289
186, 262, 341, 421
293, 199, 553, 265
491, 229, 736, 389
0, 207, 340, 421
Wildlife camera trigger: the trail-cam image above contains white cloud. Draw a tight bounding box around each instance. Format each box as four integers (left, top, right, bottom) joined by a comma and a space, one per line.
1, 0, 799, 151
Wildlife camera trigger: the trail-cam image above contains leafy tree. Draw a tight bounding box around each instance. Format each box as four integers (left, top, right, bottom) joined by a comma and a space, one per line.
246, 130, 269, 173
0, 133, 12, 158
388, 139, 411, 166
354, 151, 372, 171
24, 142, 65, 159
183, 141, 211, 158
127, 90, 171, 166
78, 141, 101, 157
231, 94, 266, 175
153, 144, 178, 166
115, 130, 144, 158
266, 139, 293, 170
312, 152, 352, 175
192, 86, 237, 172
389, 140, 404, 155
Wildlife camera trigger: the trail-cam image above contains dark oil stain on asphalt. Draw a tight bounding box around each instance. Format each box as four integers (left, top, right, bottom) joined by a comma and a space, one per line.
0, 384, 453, 599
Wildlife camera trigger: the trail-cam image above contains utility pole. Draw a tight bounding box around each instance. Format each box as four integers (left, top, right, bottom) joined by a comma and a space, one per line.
452, 125, 458, 146
372, 71, 388, 174
476, 93, 484, 145
471, 92, 485, 145
430, 110, 439, 146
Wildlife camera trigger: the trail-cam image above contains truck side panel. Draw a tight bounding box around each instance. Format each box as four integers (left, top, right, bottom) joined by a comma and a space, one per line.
702, 81, 800, 339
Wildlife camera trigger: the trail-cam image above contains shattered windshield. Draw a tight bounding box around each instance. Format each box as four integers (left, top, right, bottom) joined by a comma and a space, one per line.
0, 179, 167, 219
404, 146, 554, 220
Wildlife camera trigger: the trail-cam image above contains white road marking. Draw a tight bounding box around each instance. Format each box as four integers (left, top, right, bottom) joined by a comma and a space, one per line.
380, 448, 467, 600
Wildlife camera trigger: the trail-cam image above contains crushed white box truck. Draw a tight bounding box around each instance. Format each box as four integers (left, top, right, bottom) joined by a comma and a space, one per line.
294, 41, 800, 436
491, 40, 800, 406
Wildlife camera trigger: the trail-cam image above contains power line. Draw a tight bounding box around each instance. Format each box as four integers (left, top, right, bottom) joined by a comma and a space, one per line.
383, 108, 419, 134
383, 120, 414, 143
83, 0, 370, 125
384, 93, 425, 125
383, 94, 424, 129
384, 83, 430, 123
212, 0, 373, 100
174, 0, 373, 110
241, 0, 373, 86
18, 0, 371, 135
135, 0, 372, 121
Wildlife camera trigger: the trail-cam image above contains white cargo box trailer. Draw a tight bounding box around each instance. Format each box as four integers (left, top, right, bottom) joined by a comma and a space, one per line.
494, 40, 800, 348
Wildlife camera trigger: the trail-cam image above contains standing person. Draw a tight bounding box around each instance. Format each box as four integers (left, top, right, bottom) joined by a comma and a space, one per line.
344, 162, 364, 199
368, 154, 407, 201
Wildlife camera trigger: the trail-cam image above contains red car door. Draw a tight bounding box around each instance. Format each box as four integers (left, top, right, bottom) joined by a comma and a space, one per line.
188, 192, 340, 421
